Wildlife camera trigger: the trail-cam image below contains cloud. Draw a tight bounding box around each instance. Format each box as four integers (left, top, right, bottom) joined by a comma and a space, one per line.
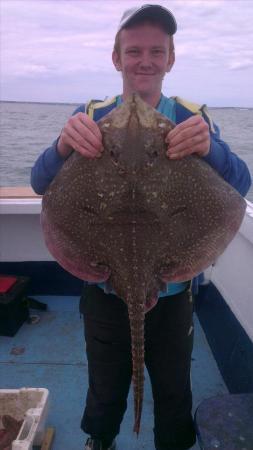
229, 60, 253, 71
18, 63, 52, 75
1, 0, 253, 106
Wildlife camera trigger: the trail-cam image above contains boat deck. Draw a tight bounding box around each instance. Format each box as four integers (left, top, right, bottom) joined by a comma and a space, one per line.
0, 295, 227, 450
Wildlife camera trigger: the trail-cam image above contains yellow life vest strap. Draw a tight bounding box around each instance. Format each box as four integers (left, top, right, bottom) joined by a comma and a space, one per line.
172, 96, 215, 133
85, 96, 117, 120
86, 95, 215, 133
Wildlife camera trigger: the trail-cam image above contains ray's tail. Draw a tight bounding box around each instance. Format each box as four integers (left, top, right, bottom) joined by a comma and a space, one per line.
128, 298, 145, 435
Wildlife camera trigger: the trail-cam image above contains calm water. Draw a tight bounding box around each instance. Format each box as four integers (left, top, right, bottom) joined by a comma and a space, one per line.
0, 101, 252, 201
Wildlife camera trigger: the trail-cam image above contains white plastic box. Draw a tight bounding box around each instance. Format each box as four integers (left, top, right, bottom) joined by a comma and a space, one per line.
0, 387, 49, 450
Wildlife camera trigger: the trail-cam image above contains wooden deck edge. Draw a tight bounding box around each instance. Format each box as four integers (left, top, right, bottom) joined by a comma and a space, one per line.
0, 187, 42, 199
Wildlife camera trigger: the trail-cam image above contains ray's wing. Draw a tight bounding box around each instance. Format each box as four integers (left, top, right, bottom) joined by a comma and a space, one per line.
152, 156, 246, 283
41, 151, 116, 282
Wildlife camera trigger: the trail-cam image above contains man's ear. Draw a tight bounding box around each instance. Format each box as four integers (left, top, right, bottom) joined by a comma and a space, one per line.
166, 51, 175, 73
166, 37, 175, 73
112, 50, 121, 71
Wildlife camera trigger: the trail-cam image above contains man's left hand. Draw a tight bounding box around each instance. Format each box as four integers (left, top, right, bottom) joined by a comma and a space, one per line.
166, 115, 210, 159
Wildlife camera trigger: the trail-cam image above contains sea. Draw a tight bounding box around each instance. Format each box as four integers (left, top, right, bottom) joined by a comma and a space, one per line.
0, 101, 252, 202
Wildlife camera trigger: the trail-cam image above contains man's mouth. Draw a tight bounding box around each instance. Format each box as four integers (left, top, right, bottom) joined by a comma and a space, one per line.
135, 73, 155, 76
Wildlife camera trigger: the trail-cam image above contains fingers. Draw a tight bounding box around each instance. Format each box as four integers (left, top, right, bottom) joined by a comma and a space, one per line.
166, 115, 210, 159
167, 115, 208, 146
60, 113, 103, 159
61, 128, 101, 159
70, 114, 103, 158
167, 138, 210, 159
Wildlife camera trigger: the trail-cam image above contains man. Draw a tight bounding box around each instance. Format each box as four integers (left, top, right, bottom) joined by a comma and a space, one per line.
31, 5, 251, 450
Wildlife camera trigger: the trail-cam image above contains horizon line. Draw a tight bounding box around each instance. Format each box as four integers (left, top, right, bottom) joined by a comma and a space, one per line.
1, 99, 253, 109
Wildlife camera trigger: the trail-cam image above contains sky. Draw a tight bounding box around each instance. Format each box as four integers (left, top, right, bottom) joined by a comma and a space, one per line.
1, 0, 253, 107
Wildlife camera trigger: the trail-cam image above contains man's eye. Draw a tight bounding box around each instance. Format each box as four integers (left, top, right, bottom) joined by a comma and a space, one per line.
127, 49, 139, 55
153, 49, 164, 55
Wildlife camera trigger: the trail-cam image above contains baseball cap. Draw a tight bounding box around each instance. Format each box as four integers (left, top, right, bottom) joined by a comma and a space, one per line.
118, 4, 177, 35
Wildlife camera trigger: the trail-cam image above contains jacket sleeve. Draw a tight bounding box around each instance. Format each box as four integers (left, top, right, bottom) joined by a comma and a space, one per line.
202, 120, 252, 197
30, 104, 86, 195
175, 100, 251, 197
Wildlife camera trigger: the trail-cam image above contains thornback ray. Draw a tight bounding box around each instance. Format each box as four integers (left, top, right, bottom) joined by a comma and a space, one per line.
41, 93, 246, 434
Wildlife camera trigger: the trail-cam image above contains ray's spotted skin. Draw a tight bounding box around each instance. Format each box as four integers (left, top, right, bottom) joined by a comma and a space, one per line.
41, 94, 246, 434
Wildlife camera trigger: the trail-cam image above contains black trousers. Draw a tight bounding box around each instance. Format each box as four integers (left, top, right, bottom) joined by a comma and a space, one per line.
80, 284, 196, 450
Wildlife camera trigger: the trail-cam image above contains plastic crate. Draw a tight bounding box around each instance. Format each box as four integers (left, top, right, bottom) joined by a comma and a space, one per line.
0, 387, 49, 450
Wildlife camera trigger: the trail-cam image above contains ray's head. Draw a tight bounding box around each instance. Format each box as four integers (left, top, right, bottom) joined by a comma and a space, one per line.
99, 94, 174, 172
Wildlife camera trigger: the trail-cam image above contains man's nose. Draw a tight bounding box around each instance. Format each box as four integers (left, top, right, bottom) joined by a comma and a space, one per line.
139, 52, 153, 68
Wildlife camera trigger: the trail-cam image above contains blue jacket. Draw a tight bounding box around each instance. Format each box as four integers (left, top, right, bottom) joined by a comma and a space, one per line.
31, 95, 252, 294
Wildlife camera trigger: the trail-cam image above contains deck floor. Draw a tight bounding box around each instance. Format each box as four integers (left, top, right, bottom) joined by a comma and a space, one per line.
0, 296, 227, 450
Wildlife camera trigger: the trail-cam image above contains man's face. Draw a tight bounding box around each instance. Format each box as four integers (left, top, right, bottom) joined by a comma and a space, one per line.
112, 22, 174, 100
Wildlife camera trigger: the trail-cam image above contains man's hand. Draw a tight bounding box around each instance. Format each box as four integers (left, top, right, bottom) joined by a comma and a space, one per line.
165, 115, 210, 159
57, 113, 103, 159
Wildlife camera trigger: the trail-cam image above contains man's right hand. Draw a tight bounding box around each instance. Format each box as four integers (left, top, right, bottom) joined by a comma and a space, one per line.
57, 113, 103, 159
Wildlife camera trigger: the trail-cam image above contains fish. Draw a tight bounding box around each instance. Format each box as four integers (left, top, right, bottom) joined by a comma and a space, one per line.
0, 415, 23, 449
41, 93, 246, 434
